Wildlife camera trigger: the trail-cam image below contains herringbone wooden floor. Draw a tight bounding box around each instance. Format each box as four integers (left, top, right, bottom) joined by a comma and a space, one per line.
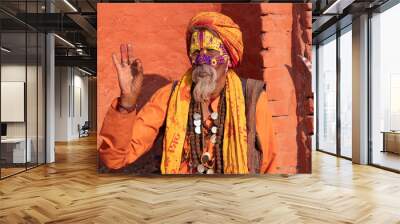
1, 136, 400, 224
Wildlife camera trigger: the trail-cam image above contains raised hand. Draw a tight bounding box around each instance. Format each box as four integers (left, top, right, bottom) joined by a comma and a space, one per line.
112, 43, 143, 111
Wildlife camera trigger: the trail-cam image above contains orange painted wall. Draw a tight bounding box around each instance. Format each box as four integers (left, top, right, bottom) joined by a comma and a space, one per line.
97, 3, 312, 173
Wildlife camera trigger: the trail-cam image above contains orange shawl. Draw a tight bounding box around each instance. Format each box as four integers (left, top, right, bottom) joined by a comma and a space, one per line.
161, 69, 248, 174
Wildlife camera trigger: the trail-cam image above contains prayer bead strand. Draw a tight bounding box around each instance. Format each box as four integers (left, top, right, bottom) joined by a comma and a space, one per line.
186, 87, 226, 174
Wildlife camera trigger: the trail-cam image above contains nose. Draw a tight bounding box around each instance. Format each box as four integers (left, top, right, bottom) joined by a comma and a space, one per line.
194, 50, 209, 65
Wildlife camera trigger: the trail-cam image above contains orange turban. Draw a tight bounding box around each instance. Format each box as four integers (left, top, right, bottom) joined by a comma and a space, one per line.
186, 12, 244, 68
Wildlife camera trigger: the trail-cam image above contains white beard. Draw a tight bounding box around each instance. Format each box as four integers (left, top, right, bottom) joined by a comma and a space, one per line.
192, 64, 218, 103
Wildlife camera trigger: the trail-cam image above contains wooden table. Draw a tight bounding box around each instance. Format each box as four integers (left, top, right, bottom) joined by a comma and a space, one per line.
0, 138, 32, 165
381, 131, 400, 154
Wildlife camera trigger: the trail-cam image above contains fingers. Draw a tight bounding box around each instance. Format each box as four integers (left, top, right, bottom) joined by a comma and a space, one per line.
120, 44, 128, 66
113, 43, 143, 77
128, 43, 135, 65
134, 59, 144, 76
112, 53, 121, 71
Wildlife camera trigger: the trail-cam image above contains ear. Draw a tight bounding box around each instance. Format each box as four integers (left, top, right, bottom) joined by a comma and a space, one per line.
224, 59, 231, 73
228, 60, 232, 68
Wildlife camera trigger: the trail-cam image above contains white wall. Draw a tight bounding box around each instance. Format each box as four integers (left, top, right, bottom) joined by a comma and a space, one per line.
72, 72, 89, 138
54, 67, 89, 141
55, 66, 69, 141
1, 63, 45, 164
1, 65, 26, 142
1, 64, 39, 138
1, 65, 25, 136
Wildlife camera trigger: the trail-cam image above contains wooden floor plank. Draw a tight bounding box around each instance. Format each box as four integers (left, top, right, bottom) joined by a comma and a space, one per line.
0, 135, 399, 223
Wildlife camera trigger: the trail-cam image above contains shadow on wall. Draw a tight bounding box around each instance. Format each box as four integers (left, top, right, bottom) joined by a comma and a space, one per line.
99, 74, 170, 174
289, 4, 312, 173
136, 74, 171, 111
98, 5, 266, 173
97, 3, 313, 174
221, 4, 263, 80
127, 5, 265, 174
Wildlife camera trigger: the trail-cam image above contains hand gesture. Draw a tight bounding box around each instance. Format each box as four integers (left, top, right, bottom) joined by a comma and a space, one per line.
112, 43, 143, 111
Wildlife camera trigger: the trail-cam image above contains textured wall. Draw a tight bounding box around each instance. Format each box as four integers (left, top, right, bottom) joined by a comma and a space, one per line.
260, 4, 312, 173
97, 3, 313, 173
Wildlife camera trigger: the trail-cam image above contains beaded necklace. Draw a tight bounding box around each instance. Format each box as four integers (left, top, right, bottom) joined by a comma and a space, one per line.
187, 87, 226, 174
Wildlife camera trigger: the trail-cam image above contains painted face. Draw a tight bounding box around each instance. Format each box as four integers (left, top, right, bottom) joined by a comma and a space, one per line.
189, 29, 229, 67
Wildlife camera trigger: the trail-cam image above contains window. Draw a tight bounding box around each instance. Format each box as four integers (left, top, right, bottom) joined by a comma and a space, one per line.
339, 26, 352, 158
370, 3, 400, 171
317, 35, 337, 154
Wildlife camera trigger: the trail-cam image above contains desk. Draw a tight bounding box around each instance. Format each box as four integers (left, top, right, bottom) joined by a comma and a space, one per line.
382, 131, 400, 154
1, 138, 31, 163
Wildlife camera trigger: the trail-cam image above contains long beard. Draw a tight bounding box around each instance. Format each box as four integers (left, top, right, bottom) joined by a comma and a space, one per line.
192, 64, 218, 103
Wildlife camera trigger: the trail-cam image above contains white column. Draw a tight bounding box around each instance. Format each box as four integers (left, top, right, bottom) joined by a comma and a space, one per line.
45, 1, 55, 163
352, 14, 369, 164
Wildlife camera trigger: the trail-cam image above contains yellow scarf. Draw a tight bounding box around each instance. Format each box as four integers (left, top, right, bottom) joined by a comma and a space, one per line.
161, 69, 248, 174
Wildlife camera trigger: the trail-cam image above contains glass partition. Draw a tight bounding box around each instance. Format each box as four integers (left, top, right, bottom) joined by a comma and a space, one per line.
1, 30, 28, 177
0, 1, 46, 179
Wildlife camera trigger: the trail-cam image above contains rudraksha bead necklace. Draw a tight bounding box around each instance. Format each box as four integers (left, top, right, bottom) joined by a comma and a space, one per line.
187, 87, 226, 174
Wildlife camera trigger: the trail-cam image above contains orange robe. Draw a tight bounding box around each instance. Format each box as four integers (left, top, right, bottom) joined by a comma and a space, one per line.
99, 83, 277, 173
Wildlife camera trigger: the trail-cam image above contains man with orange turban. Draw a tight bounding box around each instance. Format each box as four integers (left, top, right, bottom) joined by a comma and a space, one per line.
99, 12, 277, 174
